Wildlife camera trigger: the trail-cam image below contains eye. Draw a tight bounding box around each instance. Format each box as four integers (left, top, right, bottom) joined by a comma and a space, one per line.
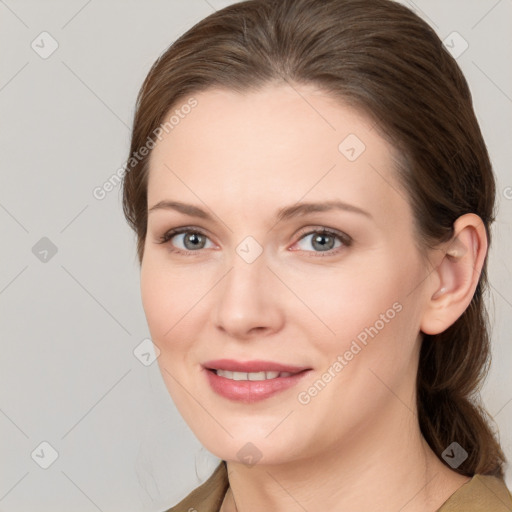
156, 226, 351, 257
157, 227, 214, 254
291, 227, 351, 256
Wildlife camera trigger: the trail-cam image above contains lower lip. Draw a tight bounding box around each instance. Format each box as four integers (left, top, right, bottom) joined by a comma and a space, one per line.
204, 368, 311, 403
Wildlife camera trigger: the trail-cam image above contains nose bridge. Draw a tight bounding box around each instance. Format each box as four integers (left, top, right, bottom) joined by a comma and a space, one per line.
212, 243, 283, 336
220, 245, 269, 310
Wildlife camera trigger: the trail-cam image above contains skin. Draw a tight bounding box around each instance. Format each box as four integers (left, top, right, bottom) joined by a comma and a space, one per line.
140, 83, 487, 511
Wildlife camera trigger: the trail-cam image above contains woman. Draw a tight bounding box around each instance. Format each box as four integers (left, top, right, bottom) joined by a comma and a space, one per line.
122, 0, 512, 510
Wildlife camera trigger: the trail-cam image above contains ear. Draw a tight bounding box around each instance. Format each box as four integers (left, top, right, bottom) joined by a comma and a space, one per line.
420, 213, 488, 335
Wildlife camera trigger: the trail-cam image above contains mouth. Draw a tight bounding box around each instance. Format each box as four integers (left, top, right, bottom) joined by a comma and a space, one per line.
202, 359, 312, 403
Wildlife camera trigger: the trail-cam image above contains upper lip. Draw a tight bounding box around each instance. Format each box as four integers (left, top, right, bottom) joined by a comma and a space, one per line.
203, 359, 311, 373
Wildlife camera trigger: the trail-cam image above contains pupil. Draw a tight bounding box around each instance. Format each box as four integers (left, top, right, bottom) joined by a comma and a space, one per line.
313, 234, 333, 251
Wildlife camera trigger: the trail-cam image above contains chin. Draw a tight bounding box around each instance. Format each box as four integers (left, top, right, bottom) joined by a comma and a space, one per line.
204, 440, 297, 468
189, 420, 313, 468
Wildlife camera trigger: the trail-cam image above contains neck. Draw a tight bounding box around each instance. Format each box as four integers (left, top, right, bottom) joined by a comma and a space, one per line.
220, 408, 470, 512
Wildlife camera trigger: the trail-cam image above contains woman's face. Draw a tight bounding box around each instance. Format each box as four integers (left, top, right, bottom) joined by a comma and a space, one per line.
141, 84, 435, 465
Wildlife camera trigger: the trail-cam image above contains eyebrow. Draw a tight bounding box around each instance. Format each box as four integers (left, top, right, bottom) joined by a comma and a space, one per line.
148, 199, 372, 223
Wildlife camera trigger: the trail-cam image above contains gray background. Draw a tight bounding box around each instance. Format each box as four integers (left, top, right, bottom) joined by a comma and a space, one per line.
0, 0, 511, 510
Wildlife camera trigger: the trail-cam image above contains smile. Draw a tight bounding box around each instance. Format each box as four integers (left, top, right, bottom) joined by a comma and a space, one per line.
202, 360, 312, 403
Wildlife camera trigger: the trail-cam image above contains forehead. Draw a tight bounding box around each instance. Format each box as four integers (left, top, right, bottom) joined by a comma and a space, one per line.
146, 84, 409, 228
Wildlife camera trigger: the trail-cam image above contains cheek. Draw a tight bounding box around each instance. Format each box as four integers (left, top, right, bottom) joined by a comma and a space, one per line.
285, 256, 409, 339
289, 252, 424, 386
141, 258, 198, 331
140, 258, 216, 374
140, 269, 169, 340
140, 263, 205, 406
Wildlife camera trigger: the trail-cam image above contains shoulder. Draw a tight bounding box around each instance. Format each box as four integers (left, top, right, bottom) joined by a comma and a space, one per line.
437, 474, 512, 512
163, 461, 229, 512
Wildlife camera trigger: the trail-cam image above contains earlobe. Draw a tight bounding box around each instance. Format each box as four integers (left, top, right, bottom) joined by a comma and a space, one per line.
420, 213, 487, 335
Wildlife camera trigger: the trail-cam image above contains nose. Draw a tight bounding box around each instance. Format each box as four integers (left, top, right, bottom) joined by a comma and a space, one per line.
212, 252, 285, 340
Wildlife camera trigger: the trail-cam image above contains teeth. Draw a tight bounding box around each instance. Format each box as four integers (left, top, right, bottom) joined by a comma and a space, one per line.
248, 371, 267, 381
215, 370, 294, 380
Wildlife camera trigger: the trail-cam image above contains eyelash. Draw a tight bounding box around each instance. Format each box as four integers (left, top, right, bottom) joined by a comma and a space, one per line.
156, 226, 352, 257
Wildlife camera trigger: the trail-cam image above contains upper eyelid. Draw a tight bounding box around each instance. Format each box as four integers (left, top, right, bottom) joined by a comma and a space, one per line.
295, 226, 350, 240
292, 228, 351, 251
159, 227, 213, 245
160, 226, 350, 251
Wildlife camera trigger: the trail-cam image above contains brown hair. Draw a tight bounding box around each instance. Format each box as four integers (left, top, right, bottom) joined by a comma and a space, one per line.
122, 0, 506, 477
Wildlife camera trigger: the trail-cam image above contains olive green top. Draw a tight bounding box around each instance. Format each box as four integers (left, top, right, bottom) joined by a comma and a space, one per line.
166, 461, 512, 512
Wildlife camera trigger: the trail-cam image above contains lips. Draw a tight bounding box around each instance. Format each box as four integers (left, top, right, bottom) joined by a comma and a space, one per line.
202, 359, 312, 403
